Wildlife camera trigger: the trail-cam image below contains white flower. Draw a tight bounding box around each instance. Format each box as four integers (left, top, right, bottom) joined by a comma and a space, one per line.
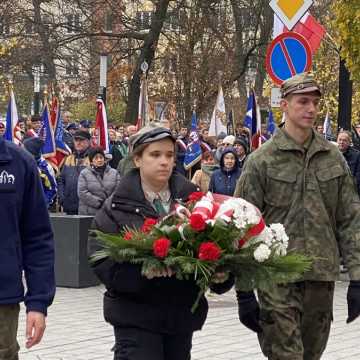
254, 244, 271, 262
270, 223, 289, 245
253, 226, 273, 246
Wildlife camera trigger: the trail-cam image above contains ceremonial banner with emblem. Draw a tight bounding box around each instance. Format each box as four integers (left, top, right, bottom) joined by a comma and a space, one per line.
209, 85, 227, 137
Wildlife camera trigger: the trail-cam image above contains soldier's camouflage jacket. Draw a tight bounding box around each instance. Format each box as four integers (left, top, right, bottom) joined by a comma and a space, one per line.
234, 128, 360, 281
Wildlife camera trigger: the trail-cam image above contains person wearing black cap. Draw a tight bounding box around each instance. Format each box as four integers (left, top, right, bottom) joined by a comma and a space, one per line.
78, 147, 120, 216
90, 125, 213, 360
58, 130, 91, 215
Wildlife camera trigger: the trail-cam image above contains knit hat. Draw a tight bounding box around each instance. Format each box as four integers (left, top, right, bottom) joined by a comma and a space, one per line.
88, 147, 105, 162
23, 137, 44, 160
222, 135, 236, 146
234, 137, 249, 154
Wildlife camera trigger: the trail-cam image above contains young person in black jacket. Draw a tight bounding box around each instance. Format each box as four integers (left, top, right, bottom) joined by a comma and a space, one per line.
91, 125, 232, 360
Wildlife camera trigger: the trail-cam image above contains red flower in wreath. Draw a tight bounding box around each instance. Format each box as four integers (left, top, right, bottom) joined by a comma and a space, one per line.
153, 237, 171, 258
141, 218, 157, 233
198, 242, 221, 261
189, 213, 206, 232
188, 191, 205, 202
123, 231, 133, 241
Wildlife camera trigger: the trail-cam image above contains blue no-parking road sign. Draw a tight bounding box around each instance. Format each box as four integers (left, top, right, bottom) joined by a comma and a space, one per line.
266, 32, 312, 85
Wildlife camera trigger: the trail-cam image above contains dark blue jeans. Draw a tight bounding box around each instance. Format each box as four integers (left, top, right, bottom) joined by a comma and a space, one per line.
113, 327, 192, 360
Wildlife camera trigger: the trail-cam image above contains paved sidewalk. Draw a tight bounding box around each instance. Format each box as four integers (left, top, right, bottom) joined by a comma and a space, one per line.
18, 281, 360, 360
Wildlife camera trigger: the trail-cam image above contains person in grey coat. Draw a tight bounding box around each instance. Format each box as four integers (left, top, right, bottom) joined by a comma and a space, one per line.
78, 147, 120, 216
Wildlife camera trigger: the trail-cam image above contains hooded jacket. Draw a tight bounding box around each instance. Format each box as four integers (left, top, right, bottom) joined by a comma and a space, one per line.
0, 138, 55, 314
90, 169, 208, 334
208, 147, 241, 196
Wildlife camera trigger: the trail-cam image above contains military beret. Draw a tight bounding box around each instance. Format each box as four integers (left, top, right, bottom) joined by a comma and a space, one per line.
281, 73, 321, 98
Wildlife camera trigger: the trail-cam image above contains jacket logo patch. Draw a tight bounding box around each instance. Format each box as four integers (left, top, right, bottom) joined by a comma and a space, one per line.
0, 170, 15, 185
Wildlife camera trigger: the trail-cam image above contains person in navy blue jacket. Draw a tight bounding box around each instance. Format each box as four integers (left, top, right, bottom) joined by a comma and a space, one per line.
208, 147, 241, 196
0, 137, 55, 358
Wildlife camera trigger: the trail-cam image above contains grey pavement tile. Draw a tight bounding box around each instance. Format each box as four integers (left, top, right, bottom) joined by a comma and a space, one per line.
16, 281, 360, 360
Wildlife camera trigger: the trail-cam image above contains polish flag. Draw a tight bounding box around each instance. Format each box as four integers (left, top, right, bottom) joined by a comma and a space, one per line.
93, 98, 109, 153
273, 13, 326, 54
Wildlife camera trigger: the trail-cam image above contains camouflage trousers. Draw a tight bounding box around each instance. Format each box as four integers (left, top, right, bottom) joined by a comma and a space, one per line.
257, 281, 334, 360
0, 304, 20, 360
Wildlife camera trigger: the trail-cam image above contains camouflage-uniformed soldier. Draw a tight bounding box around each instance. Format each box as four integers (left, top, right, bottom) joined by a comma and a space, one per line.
234, 73, 360, 360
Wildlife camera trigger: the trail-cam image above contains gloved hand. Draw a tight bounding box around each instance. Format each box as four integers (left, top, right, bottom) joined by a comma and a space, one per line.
347, 280, 360, 323
236, 290, 262, 333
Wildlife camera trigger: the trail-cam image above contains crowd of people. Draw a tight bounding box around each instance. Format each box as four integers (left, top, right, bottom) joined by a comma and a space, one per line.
2, 72, 360, 360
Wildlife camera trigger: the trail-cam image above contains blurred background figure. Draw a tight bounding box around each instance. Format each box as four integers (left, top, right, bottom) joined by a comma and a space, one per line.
58, 130, 91, 215
23, 137, 57, 208
191, 151, 218, 193
209, 147, 241, 196
63, 122, 78, 152
233, 137, 249, 170
337, 130, 360, 196
78, 147, 120, 216
63, 111, 72, 127
79, 119, 92, 133
0, 122, 5, 137
108, 128, 128, 169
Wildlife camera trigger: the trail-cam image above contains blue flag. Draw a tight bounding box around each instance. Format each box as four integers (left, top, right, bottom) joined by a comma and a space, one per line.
243, 90, 257, 135
53, 102, 71, 155
39, 104, 56, 158
267, 110, 276, 136
184, 112, 202, 170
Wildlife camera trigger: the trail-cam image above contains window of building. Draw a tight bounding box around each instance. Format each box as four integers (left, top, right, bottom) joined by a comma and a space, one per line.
0, 21, 10, 35
136, 11, 153, 30
104, 10, 113, 32
66, 14, 80, 33
65, 57, 79, 76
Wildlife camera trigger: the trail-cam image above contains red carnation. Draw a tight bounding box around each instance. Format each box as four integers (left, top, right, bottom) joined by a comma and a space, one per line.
189, 213, 206, 232
153, 237, 171, 258
188, 191, 205, 202
198, 242, 221, 261
123, 231, 133, 241
141, 218, 157, 233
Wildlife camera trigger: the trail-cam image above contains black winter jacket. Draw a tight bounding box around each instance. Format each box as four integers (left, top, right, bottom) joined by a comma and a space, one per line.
91, 169, 209, 334
342, 147, 360, 195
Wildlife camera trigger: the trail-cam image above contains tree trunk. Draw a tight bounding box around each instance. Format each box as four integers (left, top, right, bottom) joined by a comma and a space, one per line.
125, 0, 171, 125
